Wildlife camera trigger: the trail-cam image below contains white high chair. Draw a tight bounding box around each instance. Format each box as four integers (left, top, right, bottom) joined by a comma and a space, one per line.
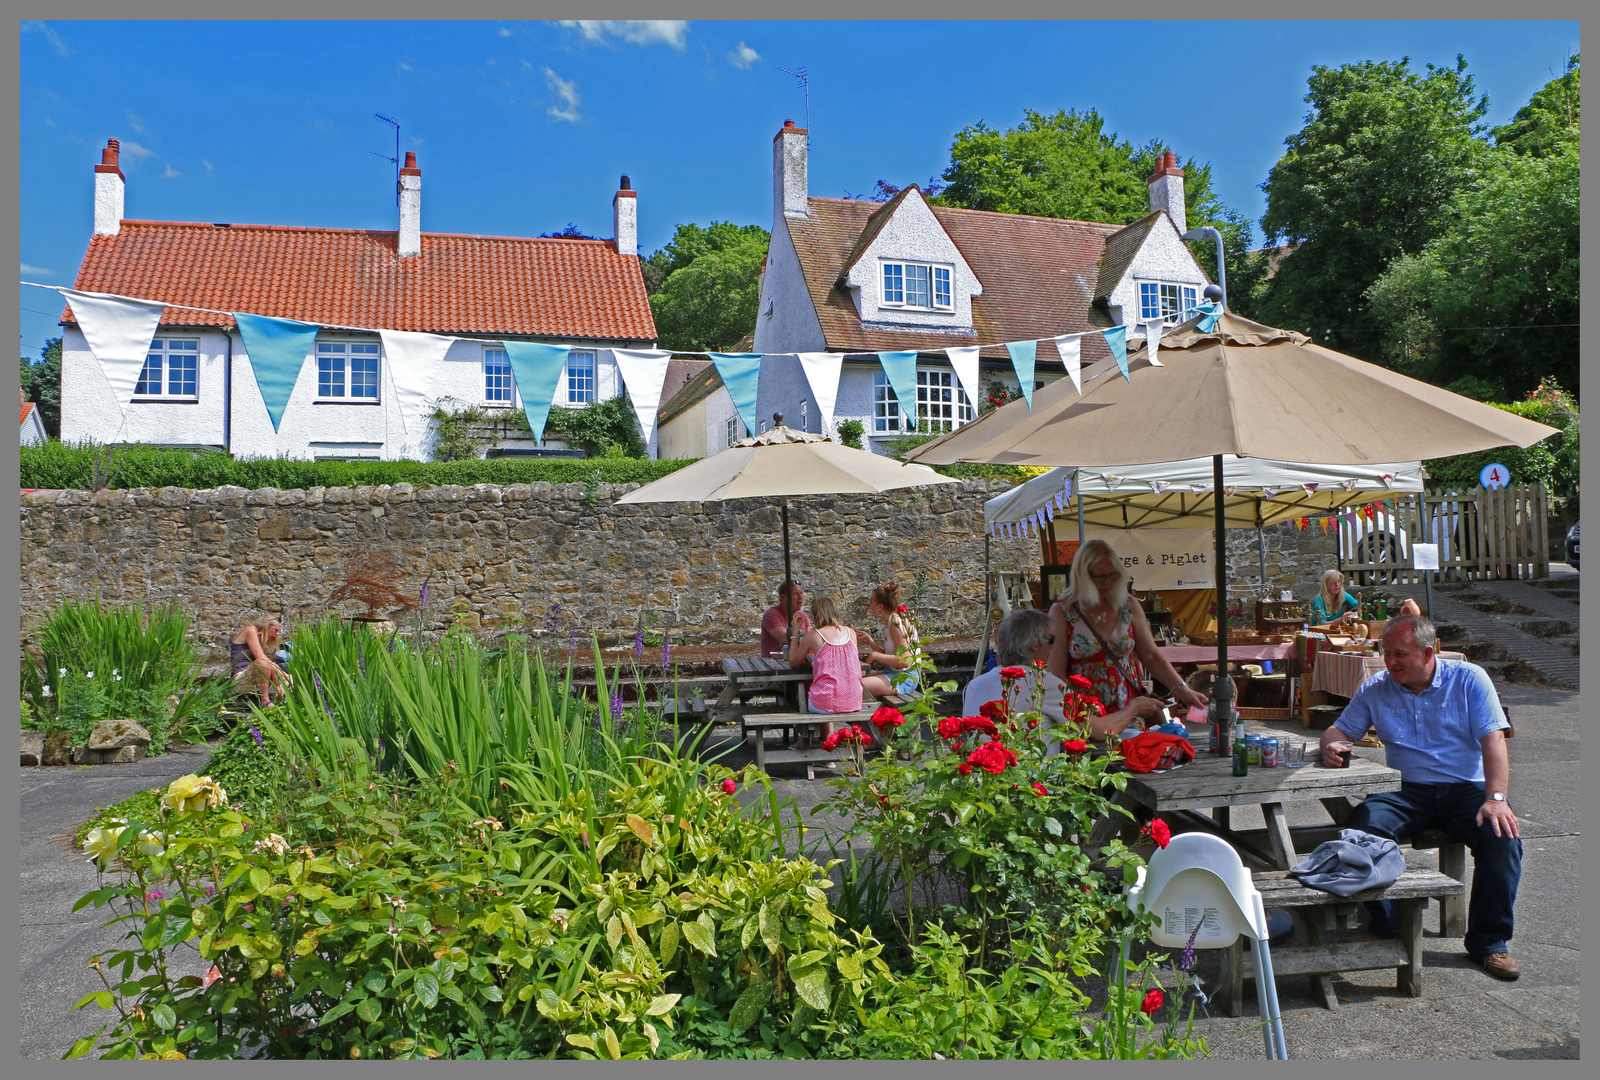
1125, 832, 1289, 1059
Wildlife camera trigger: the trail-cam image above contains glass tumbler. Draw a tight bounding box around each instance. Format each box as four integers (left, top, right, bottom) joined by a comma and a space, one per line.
1285, 740, 1307, 767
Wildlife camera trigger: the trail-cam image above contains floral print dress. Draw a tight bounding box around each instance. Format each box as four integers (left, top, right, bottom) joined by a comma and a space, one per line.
1062, 602, 1145, 711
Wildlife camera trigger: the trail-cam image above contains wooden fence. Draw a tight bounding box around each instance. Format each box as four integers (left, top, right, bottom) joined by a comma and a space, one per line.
1338, 484, 1549, 585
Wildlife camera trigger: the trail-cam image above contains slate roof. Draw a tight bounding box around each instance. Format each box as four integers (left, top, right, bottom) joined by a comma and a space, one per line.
63, 221, 657, 343
784, 197, 1135, 364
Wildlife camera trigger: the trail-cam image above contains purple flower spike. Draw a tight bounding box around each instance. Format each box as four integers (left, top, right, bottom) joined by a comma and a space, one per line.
633, 627, 644, 663
249, 725, 264, 747
610, 690, 625, 721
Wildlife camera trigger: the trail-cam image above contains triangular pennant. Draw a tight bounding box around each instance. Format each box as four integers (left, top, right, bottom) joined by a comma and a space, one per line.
876, 352, 921, 432
710, 353, 763, 436
1143, 320, 1165, 367
60, 288, 167, 415
1036, 508, 1046, 530
1340, 478, 1357, 491
1101, 325, 1129, 381
500, 342, 571, 445
378, 330, 456, 459
1004, 340, 1038, 408
1062, 478, 1073, 501
1192, 483, 1210, 495
795, 351, 845, 434
1303, 482, 1319, 495
1222, 486, 1237, 499
1044, 501, 1054, 521
943, 347, 982, 417
613, 349, 673, 451
1051, 334, 1083, 395
1320, 518, 1330, 534
234, 312, 321, 432
1261, 487, 1277, 500
1380, 473, 1395, 487
1150, 480, 1168, 494
1197, 303, 1222, 333
1104, 475, 1123, 491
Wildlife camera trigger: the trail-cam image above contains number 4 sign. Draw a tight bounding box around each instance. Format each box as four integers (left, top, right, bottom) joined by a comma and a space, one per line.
1479, 463, 1511, 490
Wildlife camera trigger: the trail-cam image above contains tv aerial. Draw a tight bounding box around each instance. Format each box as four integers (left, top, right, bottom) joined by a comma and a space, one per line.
778, 67, 809, 147
373, 113, 400, 205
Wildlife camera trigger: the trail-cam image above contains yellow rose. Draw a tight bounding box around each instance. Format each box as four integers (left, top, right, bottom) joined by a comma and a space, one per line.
160, 774, 229, 816
83, 821, 128, 868
136, 830, 168, 858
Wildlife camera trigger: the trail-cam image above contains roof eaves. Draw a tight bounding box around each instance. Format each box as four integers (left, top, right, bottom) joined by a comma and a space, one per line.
834, 185, 919, 284
657, 365, 726, 427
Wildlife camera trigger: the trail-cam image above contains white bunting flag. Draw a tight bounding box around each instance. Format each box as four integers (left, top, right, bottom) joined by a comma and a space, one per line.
613, 349, 673, 454
1380, 473, 1395, 487
1104, 475, 1123, 491
1143, 320, 1165, 367
1045, 501, 1054, 521
378, 330, 457, 459
943, 347, 983, 416
60, 288, 168, 416
1340, 479, 1357, 491
1150, 480, 1168, 494
1052, 334, 1083, 395
1261, 487, 1278, 500
795, 352, 845, 433
1062, 478, 1073, 501
1223, 486, 1237, 499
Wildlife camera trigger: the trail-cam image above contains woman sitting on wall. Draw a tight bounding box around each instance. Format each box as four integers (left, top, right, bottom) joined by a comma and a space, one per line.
232, 613, 293, 708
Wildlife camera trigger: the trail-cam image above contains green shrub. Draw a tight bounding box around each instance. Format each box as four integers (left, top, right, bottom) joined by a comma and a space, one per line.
203, 722, 287, 818
20, 440, 691, 492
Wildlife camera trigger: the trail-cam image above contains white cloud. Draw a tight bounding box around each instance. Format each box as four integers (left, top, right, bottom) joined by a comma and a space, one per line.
543, 67, 581, 123
728, 41, 760, 69
119, 140, 157, 163
202, 159, 214, 173
554, 20, 689, 51
397, 60, 413, 73
125, 109, 146, 134
21, 263, 55, 277
162, 163, 181, 179
498, 27, 513, 38
22, 21, 72, 57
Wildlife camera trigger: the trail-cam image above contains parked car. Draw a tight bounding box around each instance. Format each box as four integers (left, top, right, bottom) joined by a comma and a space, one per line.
1565, 520, 1579, 570
1339, 505, 1483, 585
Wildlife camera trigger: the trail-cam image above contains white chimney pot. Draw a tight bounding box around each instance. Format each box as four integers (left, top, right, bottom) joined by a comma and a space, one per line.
613, 175, 637, 256
398, 152, 422, 258
93, 138, 125, 237
773, 120, 809, 220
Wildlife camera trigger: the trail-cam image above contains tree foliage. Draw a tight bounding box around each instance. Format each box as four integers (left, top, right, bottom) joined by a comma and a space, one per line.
644, 221, 770, 353
1249, 57, 1490, 359
1362, 59, 1579, 397
21, 336, 63, 437
935, 108, 1253, 262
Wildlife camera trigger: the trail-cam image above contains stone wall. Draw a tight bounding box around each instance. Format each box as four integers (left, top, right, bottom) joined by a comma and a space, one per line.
18, 482, 1355, 647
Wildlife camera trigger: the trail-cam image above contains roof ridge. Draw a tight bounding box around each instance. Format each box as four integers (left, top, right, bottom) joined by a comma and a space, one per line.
114, 220, 622, 246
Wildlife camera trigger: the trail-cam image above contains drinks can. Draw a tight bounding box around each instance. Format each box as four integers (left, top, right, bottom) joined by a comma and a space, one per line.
1246, 735, 1262, 765
1262, 737, 1279, 768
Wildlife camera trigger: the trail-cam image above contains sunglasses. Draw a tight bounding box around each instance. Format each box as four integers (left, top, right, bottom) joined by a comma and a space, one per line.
1089, 571, 1121, 583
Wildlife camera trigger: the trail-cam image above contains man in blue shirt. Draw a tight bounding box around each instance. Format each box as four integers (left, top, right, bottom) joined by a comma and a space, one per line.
1319, 614, 1522, 980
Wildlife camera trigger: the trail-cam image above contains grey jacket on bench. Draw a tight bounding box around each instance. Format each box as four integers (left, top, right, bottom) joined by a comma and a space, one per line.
1290, 829, 1407, 897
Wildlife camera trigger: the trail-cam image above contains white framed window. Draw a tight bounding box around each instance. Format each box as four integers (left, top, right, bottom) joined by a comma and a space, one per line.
567, 350, 596, 404
872, 369, 975, 433
881, 261, 953, 310
484, 348, 513, 403
1138, 282, 1200, 325
799, 398, 808, 430
725, 415, 738, 447
135, 338, 199, 398
316, 341, 381, 400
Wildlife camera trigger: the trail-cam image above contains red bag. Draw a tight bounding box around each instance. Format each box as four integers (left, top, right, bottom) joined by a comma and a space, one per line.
1119, 732, 1196, 773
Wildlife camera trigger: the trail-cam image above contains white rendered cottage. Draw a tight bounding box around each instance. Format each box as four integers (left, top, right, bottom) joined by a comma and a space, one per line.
658, 121, 1213, 457
57, 139, 663, 460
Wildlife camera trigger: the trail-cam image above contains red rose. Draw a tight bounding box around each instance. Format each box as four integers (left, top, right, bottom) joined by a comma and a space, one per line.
871, 706, 906, 730
721, 778, 737, 795
1062, 739, 1089, 755
960, 715, 998, 738
1146, 819, 1171, 849
1140, 989, 1164, 1015
966, 740, 1018, 775
821, 730, 843, 752
937, 716, 965, 740
979, 700, 1009, 723
1031, 782, 1048, 797
999, 666, 1028, 681
1067, 674, 1093, 691
1034, 659, 1047, 668
896, 604, 908, 614
958, 763, 972, 775
1027, 718, 1039, 729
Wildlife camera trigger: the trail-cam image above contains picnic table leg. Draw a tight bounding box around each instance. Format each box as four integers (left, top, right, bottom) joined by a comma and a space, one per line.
1263, 802, 1296, 870
1282, 910, 1342, 1011
1436, 843, 1467, 938
1213, 806, 1230, 831
1396, 898, 1426, 997
752, 724, 767, 771
1320, 796, 1357, 827
714, 681, 737, 710
1218, 941, 1244, 1017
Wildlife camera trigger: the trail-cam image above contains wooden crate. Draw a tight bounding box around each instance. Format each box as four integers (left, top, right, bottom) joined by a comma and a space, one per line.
1236, 706, 1292, 722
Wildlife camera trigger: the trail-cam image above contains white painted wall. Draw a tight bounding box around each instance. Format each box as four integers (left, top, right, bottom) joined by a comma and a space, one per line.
93, 172, 123, 236
21, 409, 47, 446
1106, 214, 1210, 337
60, 328, 638, 460
613, 192, 637, 256
842, 188, 981, 330
657, 395, 707, 460
398, 173, 422, 257
751, 220, 826, 354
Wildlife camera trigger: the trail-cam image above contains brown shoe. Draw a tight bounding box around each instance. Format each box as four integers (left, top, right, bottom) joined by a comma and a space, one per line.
1477, 952, 1521, 980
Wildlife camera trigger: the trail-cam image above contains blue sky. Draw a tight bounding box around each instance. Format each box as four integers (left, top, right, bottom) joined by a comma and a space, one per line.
18, 18, 1579, 359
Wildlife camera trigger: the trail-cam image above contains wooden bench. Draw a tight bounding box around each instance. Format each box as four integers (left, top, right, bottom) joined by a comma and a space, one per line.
740, 693, 921, 778
1215, 867, 1465, 1017
1409, 829, 1467, 938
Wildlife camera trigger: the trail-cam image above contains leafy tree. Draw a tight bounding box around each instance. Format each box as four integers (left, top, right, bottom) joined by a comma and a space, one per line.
1491, 54, 1579, 157
645, 221, 769, 353
1252, 57, 1489, 359
1364, 62, 1578, 397
935, 108, 1252, 263
538, 222, 600, 240
20, 336, 62, 437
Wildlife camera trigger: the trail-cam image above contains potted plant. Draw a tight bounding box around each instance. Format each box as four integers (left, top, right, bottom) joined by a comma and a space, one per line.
328, 551, 416, 635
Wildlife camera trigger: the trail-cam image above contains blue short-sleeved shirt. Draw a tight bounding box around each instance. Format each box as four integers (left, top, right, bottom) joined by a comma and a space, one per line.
1333, 658, 1507, 785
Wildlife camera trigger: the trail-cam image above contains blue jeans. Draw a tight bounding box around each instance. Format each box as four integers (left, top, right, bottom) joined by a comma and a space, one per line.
1348, 781, 1522, 957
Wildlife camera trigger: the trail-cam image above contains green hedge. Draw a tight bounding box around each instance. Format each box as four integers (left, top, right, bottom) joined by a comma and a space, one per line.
19, 441, 692, 491
1423, 399, 1579, 504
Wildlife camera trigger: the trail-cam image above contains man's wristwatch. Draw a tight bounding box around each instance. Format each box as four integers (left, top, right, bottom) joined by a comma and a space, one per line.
1488, 791, 1508, 803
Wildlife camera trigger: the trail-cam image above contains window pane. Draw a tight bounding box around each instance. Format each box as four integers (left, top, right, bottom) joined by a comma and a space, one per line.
873, 371, 901, 432
484, 349, 512, 402
318, 356, 344, 397
172, 339, 198, 351
905, 264, 930, 307
168, 352, 197, 396
882, 264, 903, 305
351, 343, 379, 355
933, 267, 951, 307
351, 357, 380, 398
568, 351, 596, 403
136, 355, 161, 396
318, 343, 345, 356
1140, 283, 1159, 322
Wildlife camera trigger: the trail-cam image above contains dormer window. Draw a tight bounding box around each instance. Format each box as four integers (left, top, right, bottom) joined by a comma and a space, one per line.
1139, 282, 1200, 325
881, 261, 953, 310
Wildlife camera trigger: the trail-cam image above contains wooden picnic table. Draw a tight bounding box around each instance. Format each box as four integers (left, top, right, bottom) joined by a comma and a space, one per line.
712, 656, 816, 711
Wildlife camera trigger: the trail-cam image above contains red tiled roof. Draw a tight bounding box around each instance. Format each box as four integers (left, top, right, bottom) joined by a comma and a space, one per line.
20, 401, 36, 426
785, 197, 1126, 364
63, 221, 656, 342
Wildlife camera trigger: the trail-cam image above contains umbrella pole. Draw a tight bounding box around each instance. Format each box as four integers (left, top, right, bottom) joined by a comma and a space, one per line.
781, 496, 794, 656
1077, 490, 1085, 544
1213, 454, 1234, 734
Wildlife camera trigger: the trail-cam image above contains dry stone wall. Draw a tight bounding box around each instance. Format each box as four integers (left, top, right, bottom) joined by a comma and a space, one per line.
18, 481, 1354, 646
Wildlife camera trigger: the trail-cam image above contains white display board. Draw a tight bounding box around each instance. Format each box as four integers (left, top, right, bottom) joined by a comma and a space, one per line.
1086, 527, 1216, 590
1412, 543, 1441, 571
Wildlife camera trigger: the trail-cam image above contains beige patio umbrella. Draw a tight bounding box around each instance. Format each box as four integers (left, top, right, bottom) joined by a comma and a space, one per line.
905, 310, 1559, 719
617, 417, 960, 652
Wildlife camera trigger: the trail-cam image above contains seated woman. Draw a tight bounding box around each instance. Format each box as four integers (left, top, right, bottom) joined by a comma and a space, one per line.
1310, 568, 1362, 627
860, 581, 923, 699
788, 596, 866, 747
964, 608, 1164, 746
232, 614, 292, 707
1047, 539, 1206, 718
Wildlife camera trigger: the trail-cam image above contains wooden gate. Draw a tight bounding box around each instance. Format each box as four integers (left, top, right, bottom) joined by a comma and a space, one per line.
1339, 484, 1549, 585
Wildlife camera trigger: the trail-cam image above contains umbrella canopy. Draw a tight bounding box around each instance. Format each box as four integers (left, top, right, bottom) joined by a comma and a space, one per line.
617, 421, 959, 654
985, 457, 1426, 531
906, 310, 1558, 469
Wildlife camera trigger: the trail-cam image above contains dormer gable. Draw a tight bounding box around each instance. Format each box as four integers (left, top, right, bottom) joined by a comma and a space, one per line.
1094, 210, 1211, 334
837, 186, 982, 330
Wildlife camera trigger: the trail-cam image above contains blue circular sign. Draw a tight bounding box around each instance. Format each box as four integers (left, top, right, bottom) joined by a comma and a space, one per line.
1479, 463, 1511, 490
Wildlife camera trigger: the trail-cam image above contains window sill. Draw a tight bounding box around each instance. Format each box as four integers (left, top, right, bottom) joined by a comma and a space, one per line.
130, 397, 200, 405
313, 399, 383, 406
